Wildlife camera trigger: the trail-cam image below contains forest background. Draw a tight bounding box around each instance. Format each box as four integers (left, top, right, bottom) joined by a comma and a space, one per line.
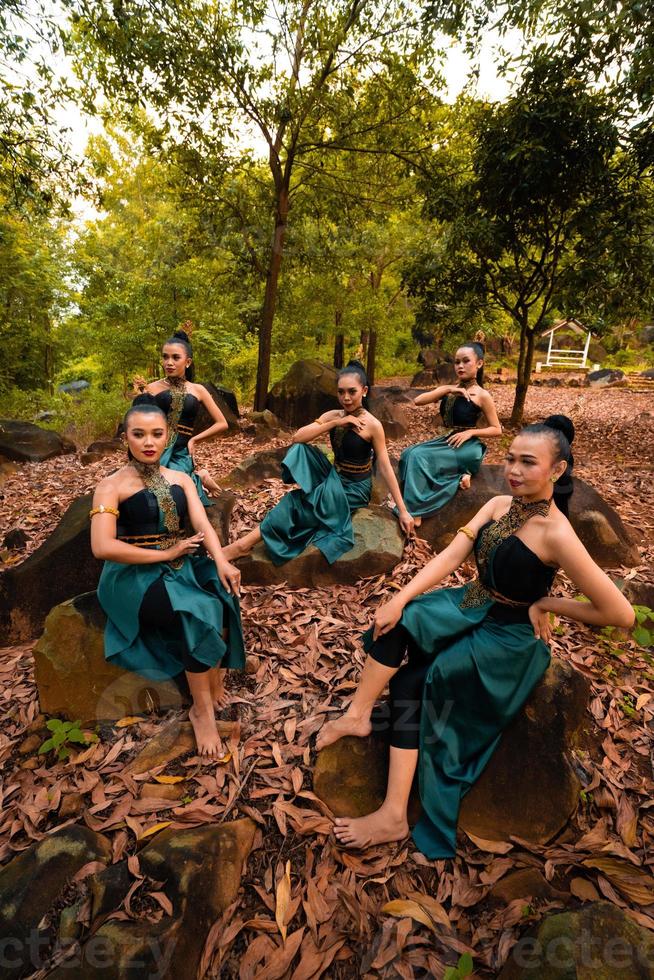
1, 0, 654, 437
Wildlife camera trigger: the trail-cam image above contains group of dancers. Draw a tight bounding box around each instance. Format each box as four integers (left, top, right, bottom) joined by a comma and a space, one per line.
90, 330, 634, 857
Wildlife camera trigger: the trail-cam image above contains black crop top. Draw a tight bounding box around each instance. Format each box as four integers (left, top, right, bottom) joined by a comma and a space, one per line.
473, 519, 557, 622
153, 390, 200, 442
330, 426, 373, 464
117, 485, 188, 539
440, 393, 483, 429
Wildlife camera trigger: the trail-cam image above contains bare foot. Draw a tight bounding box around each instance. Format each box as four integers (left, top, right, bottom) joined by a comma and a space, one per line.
413, 515, 422, 527
210, 667, 228, 710
316, 712, 372, 751
333, 806, 409, 848
189, 705, 225, 759
459, 473, 471, 490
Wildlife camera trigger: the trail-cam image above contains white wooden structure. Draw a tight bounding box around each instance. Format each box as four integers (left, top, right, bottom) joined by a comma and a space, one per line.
542, 318, 592, 368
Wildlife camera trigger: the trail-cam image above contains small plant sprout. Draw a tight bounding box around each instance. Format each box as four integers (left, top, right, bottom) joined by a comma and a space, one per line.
39, 719, 98, 762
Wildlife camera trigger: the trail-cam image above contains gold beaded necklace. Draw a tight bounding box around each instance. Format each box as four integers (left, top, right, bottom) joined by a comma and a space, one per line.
163, 376, 188, 448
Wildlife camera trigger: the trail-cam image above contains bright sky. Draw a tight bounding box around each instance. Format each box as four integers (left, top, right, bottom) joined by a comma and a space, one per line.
29, 3, 525, 218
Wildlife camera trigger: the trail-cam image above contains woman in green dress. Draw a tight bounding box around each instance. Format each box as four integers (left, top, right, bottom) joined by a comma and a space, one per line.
223, 361, 415, 564
399, 342, 502, 525
317, 417, 634, 855
91, 397, 244, 758
134, 329, 229, 505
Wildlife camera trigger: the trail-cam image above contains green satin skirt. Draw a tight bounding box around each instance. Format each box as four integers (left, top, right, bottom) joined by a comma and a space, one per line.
364, 583, 550, 859
161, 440, 211, 507
260, 443, 371, 565
98, 555, 244, 681
398, 435, 485, 517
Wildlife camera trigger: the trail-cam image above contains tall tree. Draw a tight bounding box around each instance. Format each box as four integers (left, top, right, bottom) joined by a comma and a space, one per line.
70, 0, 434, 407
404, 59, 640, 423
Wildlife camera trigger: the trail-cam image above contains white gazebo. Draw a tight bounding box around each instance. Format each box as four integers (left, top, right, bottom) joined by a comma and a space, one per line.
541, 318, 592, 369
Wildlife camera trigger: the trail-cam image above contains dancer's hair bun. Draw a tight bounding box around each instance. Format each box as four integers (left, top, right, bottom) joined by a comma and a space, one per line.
543, 414, 575, 445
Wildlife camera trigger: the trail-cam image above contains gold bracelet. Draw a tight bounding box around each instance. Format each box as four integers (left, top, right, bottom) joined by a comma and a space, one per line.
89, 505, 120, 519
313, 418, 323, 425
457, 525, 475, 542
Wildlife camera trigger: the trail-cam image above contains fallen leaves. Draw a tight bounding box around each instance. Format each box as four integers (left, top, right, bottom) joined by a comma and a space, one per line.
0, 385, 653, 978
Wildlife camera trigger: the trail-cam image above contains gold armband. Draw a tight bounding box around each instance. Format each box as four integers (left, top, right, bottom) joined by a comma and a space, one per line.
457, 525, 476, 542
313, 418, 323, 425
89, 505, 120, 519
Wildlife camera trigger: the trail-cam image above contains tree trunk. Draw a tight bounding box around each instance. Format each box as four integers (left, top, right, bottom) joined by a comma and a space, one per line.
254, 187, 289, 411
366, 330, 377, 386
510, 324, 535, 425
333, 309, 344, 368
360, 330, 369, 361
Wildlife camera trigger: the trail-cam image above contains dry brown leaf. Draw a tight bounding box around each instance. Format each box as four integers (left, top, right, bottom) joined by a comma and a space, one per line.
569, 877, 601, 901
275, 860, 292, 942
582, 858, 654, 905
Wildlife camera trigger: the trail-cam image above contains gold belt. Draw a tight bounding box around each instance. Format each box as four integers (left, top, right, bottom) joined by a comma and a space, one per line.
176, 423, 194, 436
336, 459, 372, 474
460, 579, 532, 610
119, 533, 169, 548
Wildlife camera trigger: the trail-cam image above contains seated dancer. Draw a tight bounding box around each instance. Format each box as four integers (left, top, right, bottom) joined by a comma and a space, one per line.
224, 360, 414, 564
91, 397, 244, 758
135, 329, 228, 505
317, 416, 634, 854
399, 342, 502, 525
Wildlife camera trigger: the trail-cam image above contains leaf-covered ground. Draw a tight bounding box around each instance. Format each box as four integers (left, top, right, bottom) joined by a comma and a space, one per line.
0, 383, 653, 979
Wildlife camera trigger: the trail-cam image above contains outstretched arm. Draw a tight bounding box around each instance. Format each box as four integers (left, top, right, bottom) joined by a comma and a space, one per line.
369, 421, 414, 537
372, 496, 505, 638
182, 474, 241, 595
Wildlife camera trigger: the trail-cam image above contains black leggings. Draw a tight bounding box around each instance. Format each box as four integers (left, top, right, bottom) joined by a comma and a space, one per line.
139, 578, 210, 674
369, 624, 433, 750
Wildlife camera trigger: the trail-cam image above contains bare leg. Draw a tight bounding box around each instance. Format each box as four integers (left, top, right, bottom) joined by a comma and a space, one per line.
459, 473, 471, 490
197, 467, 220, 495
210, 666, 228, 710
187, 671, 225, 758
316, 657, 400, 751
333, 746, 417, 847
222, 526, 262, 561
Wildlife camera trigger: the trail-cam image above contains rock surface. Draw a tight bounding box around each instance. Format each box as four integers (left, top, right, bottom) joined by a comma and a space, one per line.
0, 825, 111, 979
265, 359, 340, 428
196, 382, 240, 433
417, 464, 640, 569
127, 718, 236, 774
368, 387, 410, 438
489, 868, 569, 905
50, 820, 256, 980
498, 902, 654, 979
586, 368, 626, 387
0, 490, 235, 642
221, 445, 289, 487
314, 659, 590, 847
33, 592, 187, 722
0, 418, 76, 463
238, 505, 405, 587
411, 362, 457, 387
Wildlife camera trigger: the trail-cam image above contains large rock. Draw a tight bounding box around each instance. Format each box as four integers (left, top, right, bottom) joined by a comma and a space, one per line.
314, 659, 590, 847
0, 419, 75, 462
0, 490, 235, 642
33, 592, 187, 722
417, 464, 640, 569
411, 362, 457, 387
221, 445, 289, 487
50, 820, 256, 980
586, 368, 626, 387
265, 359, 340, 428
498, 902, 654, 979
368, 387, 410, 439
0, 826, 111, 980
196, 382, 240, 434
238, 506, 404, 587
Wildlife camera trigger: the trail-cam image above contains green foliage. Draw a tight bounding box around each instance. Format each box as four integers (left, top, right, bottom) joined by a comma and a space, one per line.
39, 718, 98, 762
0, 386, 127, 444
444, 953, 474, 979
632, 606, 654, 649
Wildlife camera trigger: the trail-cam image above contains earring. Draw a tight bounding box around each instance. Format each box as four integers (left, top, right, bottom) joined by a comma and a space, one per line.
551, 476, 557, 483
